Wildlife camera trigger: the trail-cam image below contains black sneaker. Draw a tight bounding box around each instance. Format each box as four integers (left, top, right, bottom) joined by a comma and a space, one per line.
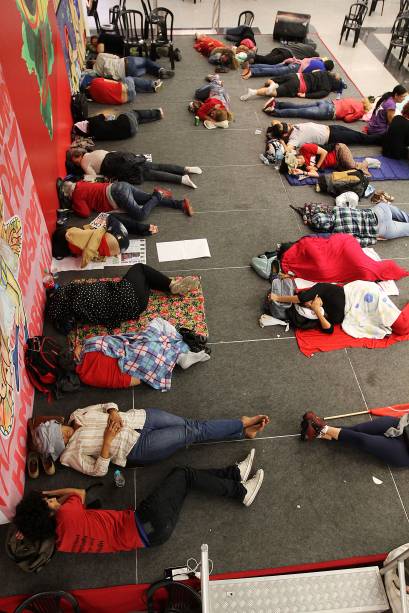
159, 68, 175, 79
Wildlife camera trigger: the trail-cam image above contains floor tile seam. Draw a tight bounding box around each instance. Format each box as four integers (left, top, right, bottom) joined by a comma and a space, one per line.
344, 349, 409, 525
198, 434, 300, 447
207, 337, 295, 345
194, 207, 276, 214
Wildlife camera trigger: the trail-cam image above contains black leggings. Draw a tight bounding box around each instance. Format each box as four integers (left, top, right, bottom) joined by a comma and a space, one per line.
142, 162, 186, 184
253, 48, 292, 65
273, 74, 300, 98
338, 416, 409, 467
136, 465, 245, 546
123, 263, 171, 312
328, 125, 383, 146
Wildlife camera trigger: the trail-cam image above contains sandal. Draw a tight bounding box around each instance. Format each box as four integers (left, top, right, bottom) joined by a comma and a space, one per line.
27, 451, 40, 479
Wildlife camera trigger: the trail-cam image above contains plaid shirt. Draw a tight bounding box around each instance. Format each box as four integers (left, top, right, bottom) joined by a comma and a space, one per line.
311, 207, 378, 247
80, 318, 189, 391
59, 403, 146, 476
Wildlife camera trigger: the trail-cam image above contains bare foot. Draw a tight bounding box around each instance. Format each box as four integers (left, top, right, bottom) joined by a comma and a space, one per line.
244, 418, 269, 439
149, 224, 159, 234
242, 415, 270, 438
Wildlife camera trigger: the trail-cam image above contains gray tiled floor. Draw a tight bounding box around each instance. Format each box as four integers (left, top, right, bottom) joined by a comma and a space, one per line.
3, 32, 409, 599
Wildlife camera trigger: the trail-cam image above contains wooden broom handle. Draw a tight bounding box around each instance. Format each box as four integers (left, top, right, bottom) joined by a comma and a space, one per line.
324, 410, 370, 420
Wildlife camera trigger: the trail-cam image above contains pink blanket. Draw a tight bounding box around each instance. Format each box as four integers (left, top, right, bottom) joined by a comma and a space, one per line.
281, 234, 409, 283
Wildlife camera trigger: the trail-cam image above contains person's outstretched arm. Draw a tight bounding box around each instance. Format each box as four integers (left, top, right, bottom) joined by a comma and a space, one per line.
43, 488, 86, 504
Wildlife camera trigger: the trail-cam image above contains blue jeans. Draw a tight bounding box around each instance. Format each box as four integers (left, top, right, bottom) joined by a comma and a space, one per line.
250, 62, 299, 77
339, 416, 409, 467
127, 408, 244, 465
373, 202, 409, 239
125, 56, 161, 77
194, 79, 230, 109
110, 183, 183, 220
273, 99, 335, 119
125, 76, 155, 101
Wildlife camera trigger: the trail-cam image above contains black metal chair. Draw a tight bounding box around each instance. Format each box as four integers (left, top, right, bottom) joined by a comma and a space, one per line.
118, 9, 145, 56
384, 11, 409, 67
400, 0, 409, 15
369, 0, 385, 15
238, 10, 255, 26
143, 6, 176, 69
87, 0, 101, 33
339, 2, 368, 47
14, 591, 80, 613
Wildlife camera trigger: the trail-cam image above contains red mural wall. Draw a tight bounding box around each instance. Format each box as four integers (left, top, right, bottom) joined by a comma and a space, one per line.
0, 62, 51, 523
0, 1, 73, 235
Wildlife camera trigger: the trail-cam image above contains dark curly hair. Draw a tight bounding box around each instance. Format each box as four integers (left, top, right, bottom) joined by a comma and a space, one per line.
13, 491, 57, 541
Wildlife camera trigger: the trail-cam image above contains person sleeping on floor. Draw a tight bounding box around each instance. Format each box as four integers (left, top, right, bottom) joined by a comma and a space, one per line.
193, 33, 256, 70
75, 318, 211, 390
28, 402, 269, 475
46, 263, 200, 334
279, 144, 371, 178
267, 280, 409, 338
301, 411, 409, 469
240, 71, 346, 102
188, 74, 233, 129
13, 449, 265, 556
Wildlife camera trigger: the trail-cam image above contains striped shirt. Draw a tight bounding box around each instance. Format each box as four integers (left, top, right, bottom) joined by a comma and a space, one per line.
60, 403, 146, 476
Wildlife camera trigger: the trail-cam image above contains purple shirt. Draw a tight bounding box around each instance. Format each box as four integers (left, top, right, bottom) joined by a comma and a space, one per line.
368, 96, 396, 135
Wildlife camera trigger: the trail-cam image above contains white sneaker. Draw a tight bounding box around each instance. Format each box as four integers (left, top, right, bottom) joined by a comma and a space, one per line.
243, 469, 264, 507
237, 448, 255, 482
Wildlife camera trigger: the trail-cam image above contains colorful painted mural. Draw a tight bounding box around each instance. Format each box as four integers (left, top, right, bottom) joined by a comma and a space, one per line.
56, 0, 87, 93
15, 0, 55, 138
0, 64, 51, 524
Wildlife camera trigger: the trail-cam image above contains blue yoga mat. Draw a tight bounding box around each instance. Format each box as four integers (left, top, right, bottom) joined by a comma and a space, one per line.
285, 156, 409, 186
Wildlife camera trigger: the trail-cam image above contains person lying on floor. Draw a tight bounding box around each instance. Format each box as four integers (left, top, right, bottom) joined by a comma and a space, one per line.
193, 33, 255, 70
51, 215, 149, 269
305, 200, 409, 245
224, 24, 257, 46
93, 52, 174, 80
367, 84, 407, 136
66, 149, 202, 189
75, 318, 211, 390
261, 96, 373, 122
30, 405, 269, 474
189, 74, 233, 129
240, 71, 346, 101
268, 120, 382, 148
241, 56, 334, 80
272, 234, 408, 284
269, 280, 409, 337
13, 451, 265, 554
383, 101, 409, 159
279, 143, 370, 177
82, 75, 163, 105
249, 41, 319, 66
46, 263, 200, 334
301, 411, 409, 468
73, 109, 163, 141
60, 179, 193, 219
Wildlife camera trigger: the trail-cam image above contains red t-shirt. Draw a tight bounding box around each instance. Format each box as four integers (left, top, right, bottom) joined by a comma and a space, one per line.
300, 143, 338, 169
89, 78, 123, 104
76, 351, 132, 388
197, 98, 226, 121
56, 495, 144, 553
72, 181, 113, 217
334, 98, 364, 122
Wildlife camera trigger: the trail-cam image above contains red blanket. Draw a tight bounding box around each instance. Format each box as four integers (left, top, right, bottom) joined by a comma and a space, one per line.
296, 325, 409, 357
281, 234, 409, 283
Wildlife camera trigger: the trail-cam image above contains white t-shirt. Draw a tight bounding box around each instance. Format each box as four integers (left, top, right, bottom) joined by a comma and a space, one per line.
94, 53, 126, 81
81, 150, 109, 175
288, 123, 330, 148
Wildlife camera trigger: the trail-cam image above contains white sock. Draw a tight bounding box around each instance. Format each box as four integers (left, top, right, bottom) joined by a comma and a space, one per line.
317, 425, 329, 439
185, 166, 202, 174
259, 314, 278, 327
181, 175, 197, 188
365, 157, 381, 168
240, 88, 257, 101
265, 83, 277, 96
177, 350, 211, 369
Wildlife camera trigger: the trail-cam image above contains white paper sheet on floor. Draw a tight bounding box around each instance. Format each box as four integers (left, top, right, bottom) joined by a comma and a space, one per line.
51, 239, 146, 272
156, 239, 211, 262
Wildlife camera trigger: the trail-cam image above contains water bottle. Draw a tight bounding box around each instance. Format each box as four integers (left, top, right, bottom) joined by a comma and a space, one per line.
42, 269, 55, 290
114, 469, 125, 488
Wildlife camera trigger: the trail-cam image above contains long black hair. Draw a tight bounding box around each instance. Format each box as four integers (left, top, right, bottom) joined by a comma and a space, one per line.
14, 491, 57, 541
374, 84, 407, 111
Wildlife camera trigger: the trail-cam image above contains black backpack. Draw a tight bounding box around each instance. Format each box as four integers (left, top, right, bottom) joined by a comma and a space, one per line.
70, 92, 88, 122
5, 524, 55, 573
24, 336, 80, 400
